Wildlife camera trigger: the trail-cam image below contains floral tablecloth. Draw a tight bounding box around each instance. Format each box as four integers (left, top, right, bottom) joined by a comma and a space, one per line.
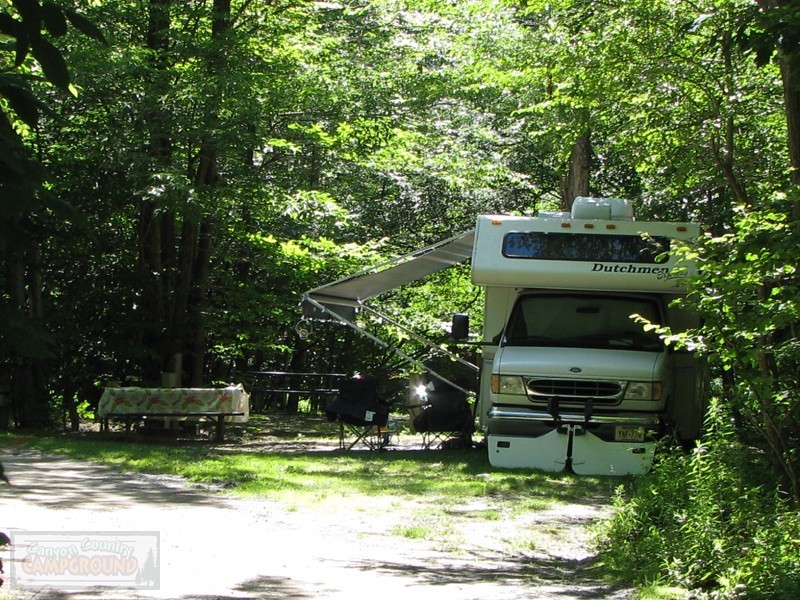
98, 385, 249, 423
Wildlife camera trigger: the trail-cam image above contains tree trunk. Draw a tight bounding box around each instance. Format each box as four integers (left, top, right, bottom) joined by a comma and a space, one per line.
284, 345, 309, 413
134, 0, 231, 387
6, 247, 51, 428
146, 0, 173, 161
62, 379, 80, 432
780, 57, 800, 220
712, 35, 750, 207
182, 0, 230, 386
186, 217, 214, 386
138, 202, 166, 384
137, 0, 174, 385
561, 131, 591, 211
770, 2, 800, 503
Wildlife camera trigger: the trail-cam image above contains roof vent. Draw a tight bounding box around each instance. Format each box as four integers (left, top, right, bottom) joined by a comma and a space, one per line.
536, 211, 571, 219
572, 197, 634, 221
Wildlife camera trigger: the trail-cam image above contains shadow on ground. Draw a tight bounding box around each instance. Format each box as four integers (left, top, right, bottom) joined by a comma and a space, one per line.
9, 557, 628, 600
0, 453, 225, 510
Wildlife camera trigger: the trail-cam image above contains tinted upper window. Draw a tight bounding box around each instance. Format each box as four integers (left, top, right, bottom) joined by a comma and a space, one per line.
503, 231, 670, 264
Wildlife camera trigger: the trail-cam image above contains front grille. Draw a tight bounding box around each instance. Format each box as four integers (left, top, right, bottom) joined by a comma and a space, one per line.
527, 379, 622, 399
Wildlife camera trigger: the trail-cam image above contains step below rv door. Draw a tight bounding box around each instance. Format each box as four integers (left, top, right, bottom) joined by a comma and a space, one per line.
570, 426, 655, 476
488, 430, 569, 472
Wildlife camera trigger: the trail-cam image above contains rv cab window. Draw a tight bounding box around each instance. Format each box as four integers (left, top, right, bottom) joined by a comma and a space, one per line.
504, 294, 663, 352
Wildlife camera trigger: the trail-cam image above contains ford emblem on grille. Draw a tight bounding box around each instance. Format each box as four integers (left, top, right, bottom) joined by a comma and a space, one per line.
569, 367, 582, 373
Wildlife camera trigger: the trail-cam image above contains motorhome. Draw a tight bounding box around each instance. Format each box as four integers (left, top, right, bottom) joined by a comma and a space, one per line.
302, 197, 704, 475
470, 198, 703, 475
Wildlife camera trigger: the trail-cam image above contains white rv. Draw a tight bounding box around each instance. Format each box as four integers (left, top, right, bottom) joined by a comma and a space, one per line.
302, 197, 704, 476
470, 198, 703, 475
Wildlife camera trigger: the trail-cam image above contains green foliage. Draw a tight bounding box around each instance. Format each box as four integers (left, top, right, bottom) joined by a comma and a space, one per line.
0, 0, 105, 234
0, 302, 54, 359
623, 195, 800, 596
506, 0, 785, 223
205, 228, 384, 374
598, 400, 800, 598
735, 0, 800, 68
667, 196, 800, 501
2, 0, 799, 593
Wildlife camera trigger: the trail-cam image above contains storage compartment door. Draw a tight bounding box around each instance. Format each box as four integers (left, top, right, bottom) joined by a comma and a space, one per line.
488, 431, 569, 472
570, 430, 654, 476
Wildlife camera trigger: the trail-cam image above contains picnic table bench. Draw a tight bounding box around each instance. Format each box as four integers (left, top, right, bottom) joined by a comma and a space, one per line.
98, 385, 249, 442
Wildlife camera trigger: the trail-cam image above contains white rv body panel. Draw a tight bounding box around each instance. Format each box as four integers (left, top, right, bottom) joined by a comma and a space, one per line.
494, 346, 662, 382
489, 430, 655, 476
570, 430, 655, 476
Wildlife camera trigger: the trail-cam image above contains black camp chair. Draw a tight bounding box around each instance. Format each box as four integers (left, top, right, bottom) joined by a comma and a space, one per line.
326, 378, 396, 450
411, 384, 474, 449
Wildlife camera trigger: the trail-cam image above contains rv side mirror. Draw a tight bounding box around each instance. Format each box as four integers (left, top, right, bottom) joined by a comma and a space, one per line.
451, 313, 470, 340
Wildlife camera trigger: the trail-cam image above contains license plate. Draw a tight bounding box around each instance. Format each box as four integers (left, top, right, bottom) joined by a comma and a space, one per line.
615, 426, 645, 442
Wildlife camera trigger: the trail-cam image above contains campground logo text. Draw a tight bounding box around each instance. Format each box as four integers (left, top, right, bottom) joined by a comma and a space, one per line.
11, 531, 160, 591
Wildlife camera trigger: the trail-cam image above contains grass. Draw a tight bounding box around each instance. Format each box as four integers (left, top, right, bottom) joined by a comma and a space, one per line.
1, 422, 620, 557
0, 416, 614, 512
632, 586, 689, 599
4, 434, 608, 509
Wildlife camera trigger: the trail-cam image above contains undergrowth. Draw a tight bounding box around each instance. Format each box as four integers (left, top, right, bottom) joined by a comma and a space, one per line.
597, 401, 800, 599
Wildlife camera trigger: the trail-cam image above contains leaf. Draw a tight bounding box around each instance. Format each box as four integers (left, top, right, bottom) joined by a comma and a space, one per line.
0, 76, 40, 127
63, 8, 107, 44
41, 1, 68, 37
29, 36, 71, 90
40, 189, 96, 245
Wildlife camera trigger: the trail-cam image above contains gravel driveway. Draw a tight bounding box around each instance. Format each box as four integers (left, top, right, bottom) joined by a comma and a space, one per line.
0, 450, 632, 600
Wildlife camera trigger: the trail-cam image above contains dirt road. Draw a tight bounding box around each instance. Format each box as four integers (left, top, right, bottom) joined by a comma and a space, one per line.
0, 451, 631, 599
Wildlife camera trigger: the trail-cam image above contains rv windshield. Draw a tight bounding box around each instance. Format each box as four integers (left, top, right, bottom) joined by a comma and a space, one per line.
503, 294, 663, 351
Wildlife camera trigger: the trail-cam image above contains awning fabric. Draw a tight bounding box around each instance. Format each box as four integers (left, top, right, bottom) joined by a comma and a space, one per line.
301, 229, 475, 320
300, 229, 479, 390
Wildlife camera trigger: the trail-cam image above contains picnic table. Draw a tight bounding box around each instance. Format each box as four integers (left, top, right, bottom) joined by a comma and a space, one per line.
98, 385, 249, 441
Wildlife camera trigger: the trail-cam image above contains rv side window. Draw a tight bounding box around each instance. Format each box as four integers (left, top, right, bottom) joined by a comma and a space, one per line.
502, 231, 670, 263
504, 294, 664, 351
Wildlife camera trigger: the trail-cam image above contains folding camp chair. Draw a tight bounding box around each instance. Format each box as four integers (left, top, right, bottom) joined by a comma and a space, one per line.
410, 382, 474, 449
326, 378, 396, 450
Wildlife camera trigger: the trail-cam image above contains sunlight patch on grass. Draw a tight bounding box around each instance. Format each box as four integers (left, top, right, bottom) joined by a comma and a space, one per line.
633, 585, 689, 599
394, 525, 429, 540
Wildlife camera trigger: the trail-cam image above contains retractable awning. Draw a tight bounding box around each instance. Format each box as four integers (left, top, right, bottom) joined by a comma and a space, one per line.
301, 229, 475, 320
300, 229, 478, 387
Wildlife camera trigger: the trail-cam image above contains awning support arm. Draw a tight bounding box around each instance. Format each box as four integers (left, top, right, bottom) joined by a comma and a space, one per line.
359, 304, 478, 373
302, 295, 474, 397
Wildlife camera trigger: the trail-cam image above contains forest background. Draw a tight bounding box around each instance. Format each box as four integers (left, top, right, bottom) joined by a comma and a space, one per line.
2, 0, 800, 597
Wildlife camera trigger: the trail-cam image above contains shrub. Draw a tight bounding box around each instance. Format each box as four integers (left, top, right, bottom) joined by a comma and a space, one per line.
597, 399, 800, 598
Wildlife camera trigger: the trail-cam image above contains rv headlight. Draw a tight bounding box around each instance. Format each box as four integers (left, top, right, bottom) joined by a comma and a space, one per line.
624, 382, 662, 401
491, 375, 527, 395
